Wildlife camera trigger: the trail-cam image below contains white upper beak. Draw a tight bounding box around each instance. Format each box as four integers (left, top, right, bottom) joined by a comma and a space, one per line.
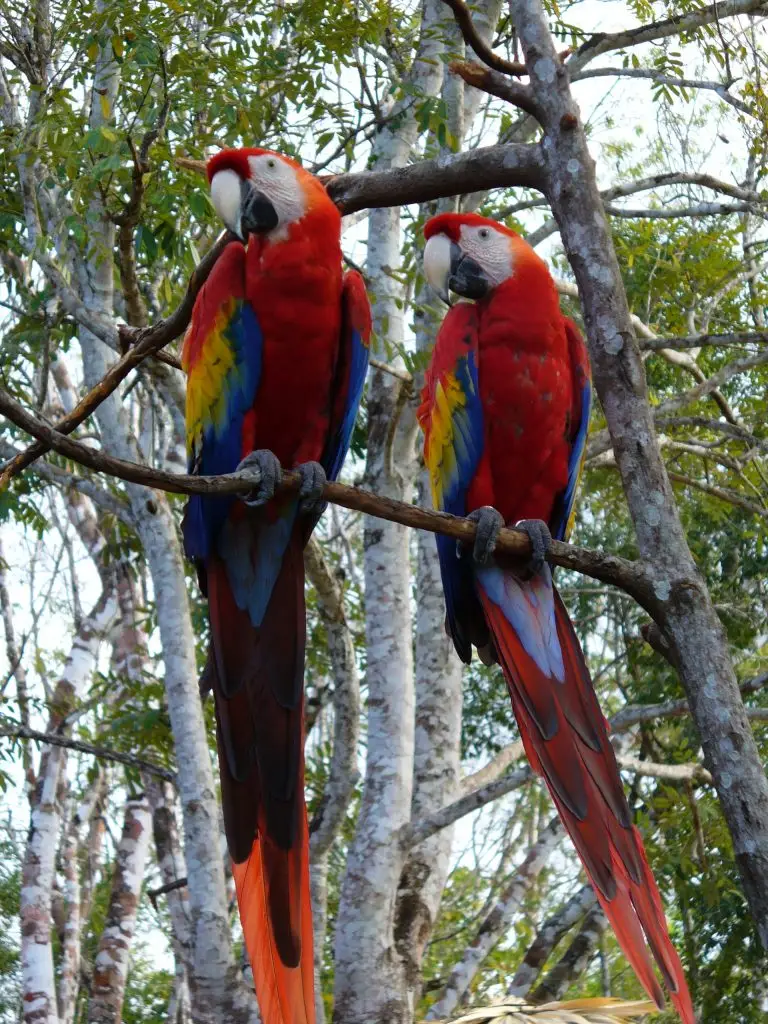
423, 233, 453, 305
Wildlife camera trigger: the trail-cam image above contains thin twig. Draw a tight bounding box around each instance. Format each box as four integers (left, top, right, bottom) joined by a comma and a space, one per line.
0, 723, 176, 781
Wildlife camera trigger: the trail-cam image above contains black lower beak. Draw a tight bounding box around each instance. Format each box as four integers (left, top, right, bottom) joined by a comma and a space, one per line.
449, 241, 489, 300
240, 180, 279, 236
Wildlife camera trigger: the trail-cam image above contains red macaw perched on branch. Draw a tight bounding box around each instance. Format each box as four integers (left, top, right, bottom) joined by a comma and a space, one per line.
418, 213, 694, 1024
182, 148, 370, 1024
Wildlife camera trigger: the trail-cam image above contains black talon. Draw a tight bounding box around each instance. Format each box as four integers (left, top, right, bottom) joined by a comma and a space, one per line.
235, 449, 282, 507
296, 461, 327, 515
514, 518, 553, 577
465, 506, 505, 566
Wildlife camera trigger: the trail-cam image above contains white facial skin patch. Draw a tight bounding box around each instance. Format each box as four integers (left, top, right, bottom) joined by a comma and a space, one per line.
458, 224, 514, 288
247, 154, 307, 237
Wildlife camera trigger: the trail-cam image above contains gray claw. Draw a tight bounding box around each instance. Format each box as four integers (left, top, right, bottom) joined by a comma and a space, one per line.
236, 449, 282, 507
515, 518, 552, 577
465, 506, 505, 566
296, 460, 327, 514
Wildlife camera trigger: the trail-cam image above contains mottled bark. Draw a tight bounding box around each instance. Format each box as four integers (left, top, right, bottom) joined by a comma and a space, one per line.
88, 796, 152, 1024
305, 537, 361, 1024
332, 4, 448, 1021
59, 775, 107, 1024
20, 592, 118, 1024
66, 25, 256, 1020
529, 905, 608, 1004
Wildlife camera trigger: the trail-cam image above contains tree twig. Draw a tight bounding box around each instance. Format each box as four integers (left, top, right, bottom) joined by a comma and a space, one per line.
0, 723, 176, 781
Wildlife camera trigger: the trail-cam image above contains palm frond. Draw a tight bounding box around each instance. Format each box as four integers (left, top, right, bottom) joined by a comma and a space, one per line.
430, 997, 658, 1024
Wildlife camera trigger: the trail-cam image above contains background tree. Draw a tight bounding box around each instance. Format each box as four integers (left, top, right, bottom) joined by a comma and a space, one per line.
1, 0, 767, 1022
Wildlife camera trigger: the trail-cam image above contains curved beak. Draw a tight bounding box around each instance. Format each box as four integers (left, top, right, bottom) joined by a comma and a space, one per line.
237, 179, 279, 240
423, 233, 490, 305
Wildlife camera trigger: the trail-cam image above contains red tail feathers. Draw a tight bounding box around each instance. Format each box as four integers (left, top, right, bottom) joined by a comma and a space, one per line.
233, 808, 316, 1024
207, 533, 316, 1024
477, 580, 694, 1024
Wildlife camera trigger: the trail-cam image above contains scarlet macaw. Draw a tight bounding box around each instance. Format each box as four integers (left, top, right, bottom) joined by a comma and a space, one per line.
418, 212, 694, 1023
182, 148, 370, 1024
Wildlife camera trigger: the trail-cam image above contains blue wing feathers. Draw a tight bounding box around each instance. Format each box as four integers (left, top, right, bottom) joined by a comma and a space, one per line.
183, 302, 263, 563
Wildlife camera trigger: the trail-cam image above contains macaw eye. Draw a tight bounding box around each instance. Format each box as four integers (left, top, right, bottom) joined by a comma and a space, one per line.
478, 228, 490, 240
267, 158, 277, 169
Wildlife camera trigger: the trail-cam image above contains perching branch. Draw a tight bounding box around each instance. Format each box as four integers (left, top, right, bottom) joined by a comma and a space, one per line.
0, 386, 655, 608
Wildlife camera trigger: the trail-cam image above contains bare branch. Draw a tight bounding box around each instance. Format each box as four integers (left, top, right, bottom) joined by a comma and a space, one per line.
569, 0, 768, 74
0, 232, 234, 486
642, 329, 768, 351
325, 141, 544, 214
0, 724, 177, 781
508, 884, 597, 998
615, 754, 712, 785
572, 66, 754, 117
449, 60, 542, 119
426, 817, 563, 1018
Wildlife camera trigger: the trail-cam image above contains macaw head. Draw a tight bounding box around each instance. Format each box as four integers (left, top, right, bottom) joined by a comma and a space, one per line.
206, 147, 335, 242
423, 213, 541, 305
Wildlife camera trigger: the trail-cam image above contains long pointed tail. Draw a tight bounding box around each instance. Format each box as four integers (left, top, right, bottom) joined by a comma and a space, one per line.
232, 805, 315, 1024
207, 531, 316, 1024
476, 565, 694, 1024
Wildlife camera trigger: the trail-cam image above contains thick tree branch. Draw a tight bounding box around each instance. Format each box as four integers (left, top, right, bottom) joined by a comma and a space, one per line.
0, 387, 655, 607
325, 142, 544, 214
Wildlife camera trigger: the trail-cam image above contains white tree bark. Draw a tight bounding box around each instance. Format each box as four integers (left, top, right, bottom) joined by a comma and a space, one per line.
332, 7, 449, 1021
20, 592, 118, 1024
332, 2, 449, 1019
305, 538, 361, 1024
507, 884, 597, 999
88, 796, 153, 1024
59, 775, 106, 1024
59, 24, 256, 1021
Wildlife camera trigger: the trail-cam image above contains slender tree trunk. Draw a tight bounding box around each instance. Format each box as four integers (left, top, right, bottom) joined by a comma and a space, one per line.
21, 592, 118, 1024
427, 819, 562, 1018
333, 5, 448, 1021
88, 796, 152, 1024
